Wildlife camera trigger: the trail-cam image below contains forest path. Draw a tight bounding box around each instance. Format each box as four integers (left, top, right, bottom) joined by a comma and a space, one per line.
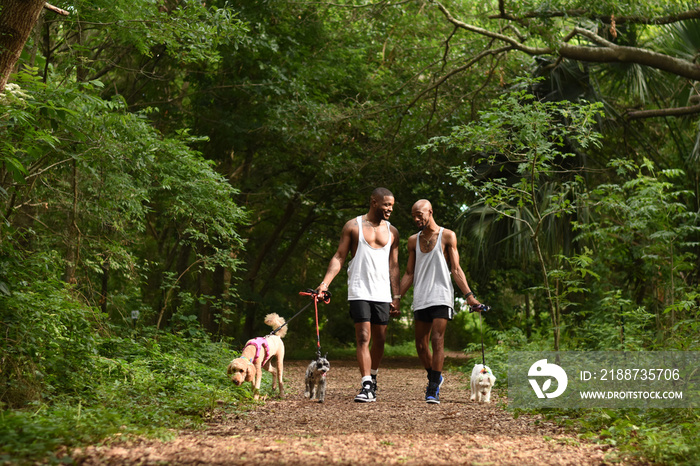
75, 355, 642, 465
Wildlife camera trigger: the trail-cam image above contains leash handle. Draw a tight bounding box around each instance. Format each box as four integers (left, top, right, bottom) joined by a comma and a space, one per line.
299, 288, 331, 304
469, 304, 491, 313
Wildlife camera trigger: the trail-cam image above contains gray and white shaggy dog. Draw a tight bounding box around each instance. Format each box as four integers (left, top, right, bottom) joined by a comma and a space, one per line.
227, 313, 287, 399
304, 354, 330, 403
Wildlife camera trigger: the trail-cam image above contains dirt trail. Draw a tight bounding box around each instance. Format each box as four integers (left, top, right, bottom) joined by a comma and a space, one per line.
74, 355, 638, 465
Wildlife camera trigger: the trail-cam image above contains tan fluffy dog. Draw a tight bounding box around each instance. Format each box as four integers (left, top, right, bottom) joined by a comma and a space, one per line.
227, 313, 287, 399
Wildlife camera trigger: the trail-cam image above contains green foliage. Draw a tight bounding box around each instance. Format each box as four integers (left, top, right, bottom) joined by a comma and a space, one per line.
90, 329, 246, 421
547, 248, 599, 313
1, 72, 246, 331
49, 0, 248, 68
568, 408, 700, 465
1, 296, 246, 463
426, 77, 604, 350
304, 341, 420, 361
0, 249, 102, 408
458, 312, 700, 466
1, 53, 248, 464
497, 0, 688, 17
574, 157, 700, 348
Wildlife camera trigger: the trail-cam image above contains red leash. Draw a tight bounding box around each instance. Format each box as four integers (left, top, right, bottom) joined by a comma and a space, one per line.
299, 289, 330, 357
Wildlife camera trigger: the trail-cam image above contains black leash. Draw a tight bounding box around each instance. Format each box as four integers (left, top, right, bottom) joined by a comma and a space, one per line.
470, 304, 491, 366
268, 289, 332, 337
269, 301, 311, 336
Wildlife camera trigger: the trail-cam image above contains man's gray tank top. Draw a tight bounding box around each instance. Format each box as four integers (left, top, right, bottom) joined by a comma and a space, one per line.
413, 227, 454, 311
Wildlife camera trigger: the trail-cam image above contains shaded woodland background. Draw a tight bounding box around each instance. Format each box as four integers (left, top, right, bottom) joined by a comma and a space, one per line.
1, 1, 699, 464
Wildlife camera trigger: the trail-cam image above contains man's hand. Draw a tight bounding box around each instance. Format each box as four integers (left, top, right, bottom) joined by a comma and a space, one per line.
390, 298, 401, 317
316, 281, 329, 294
464, 291, 480, 308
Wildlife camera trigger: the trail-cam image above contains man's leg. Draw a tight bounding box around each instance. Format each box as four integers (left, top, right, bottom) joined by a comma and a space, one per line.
424, 318, 448, 403
354, 321, 376, 402
355, 322, 372, 377
415, 319, 433, 371
369, 323, 387, 371
430, 318, 448, 372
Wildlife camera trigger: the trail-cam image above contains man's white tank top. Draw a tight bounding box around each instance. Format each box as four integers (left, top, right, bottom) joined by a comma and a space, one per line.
413, 228, 454, 311
347, 216, 392, 303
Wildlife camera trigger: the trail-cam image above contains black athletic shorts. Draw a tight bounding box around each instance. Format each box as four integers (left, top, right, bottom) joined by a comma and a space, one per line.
414, 305, 454, 322
349, 300, 391, 325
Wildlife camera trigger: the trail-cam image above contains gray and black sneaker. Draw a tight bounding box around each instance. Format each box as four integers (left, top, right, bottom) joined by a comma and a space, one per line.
354, 381, 376, 403
371, 374, 377, 393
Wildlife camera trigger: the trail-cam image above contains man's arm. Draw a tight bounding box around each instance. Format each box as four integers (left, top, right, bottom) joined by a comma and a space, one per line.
444, 229, 480, 306
399, 234, 417, 297
317, 220, 354, 293
389, 225, 401, 316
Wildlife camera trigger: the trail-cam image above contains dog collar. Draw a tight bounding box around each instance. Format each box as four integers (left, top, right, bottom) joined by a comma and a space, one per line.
480, 368, 491, 375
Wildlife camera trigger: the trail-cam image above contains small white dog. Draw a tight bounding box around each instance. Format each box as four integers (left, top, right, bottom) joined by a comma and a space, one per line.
470, 363, 496, 403
227, 313, 286, 399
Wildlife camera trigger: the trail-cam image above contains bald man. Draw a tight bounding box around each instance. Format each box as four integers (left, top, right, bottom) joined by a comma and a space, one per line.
399, 199, 482, 404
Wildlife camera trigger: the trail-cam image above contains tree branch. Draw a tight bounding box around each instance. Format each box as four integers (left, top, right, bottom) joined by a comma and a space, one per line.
432, 2, 700, 81
569, 26, 615, 48
490, 5, 700, 26
627, 103, 700, 120
433, 1, 550, 55
405, 45, 513, 112
44, 3, 70, 16
558, 43, 700, 81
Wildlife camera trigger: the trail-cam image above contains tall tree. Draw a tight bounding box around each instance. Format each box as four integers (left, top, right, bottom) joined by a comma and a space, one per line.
0, 0, 68, 91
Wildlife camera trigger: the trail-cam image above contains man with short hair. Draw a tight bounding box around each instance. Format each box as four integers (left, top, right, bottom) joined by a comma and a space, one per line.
400, 199, 482, 404
317, 188, 401, 402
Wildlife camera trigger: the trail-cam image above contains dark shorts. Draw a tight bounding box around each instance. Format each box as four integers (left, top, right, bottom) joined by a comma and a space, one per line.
414, 305, 454, 323
349, 300, 391, 325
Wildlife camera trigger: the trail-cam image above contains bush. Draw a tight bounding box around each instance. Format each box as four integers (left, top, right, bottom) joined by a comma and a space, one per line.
0, 249, 104, 409
0, 248, 249, 463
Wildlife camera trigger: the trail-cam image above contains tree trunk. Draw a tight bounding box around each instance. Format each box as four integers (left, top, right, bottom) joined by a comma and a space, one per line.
100, 258, 110, 314
525, 293, 532, 339
219, 251, 239, 337
63, 158, 79, 284
0, 0, 46, 92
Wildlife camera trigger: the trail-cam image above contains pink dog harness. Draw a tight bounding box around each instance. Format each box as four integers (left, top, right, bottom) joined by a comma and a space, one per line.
243, 337, 272, 366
